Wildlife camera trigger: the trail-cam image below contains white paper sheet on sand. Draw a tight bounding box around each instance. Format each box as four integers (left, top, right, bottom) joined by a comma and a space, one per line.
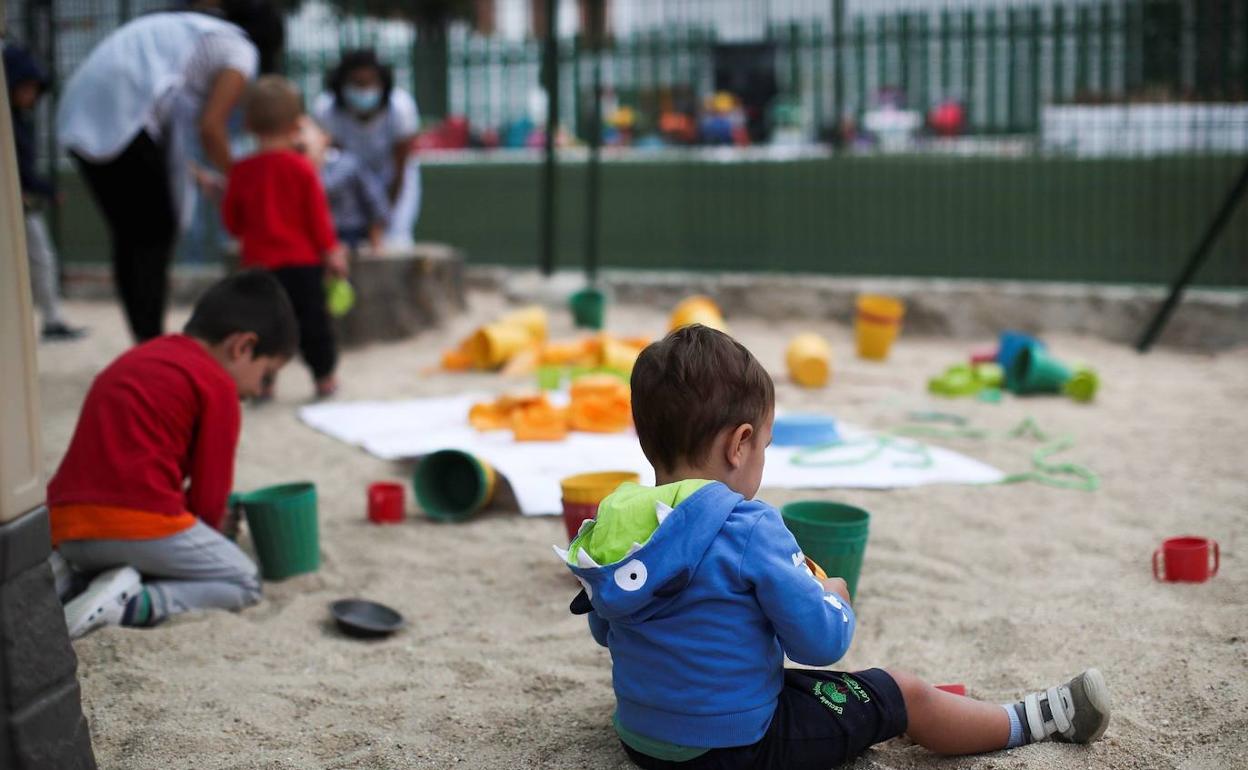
299, 396, 1004, 516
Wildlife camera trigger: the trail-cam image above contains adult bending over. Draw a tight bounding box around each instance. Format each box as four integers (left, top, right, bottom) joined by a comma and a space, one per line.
56, 0, 283, 342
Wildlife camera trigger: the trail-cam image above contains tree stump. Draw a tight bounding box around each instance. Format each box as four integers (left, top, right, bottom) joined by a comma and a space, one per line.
334, 243, 467, 348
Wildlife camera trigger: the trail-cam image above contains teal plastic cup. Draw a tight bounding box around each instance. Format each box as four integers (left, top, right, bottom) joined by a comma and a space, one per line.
780, 501, 870, 600
237, 482, 320, 581
569, 288, 606, 329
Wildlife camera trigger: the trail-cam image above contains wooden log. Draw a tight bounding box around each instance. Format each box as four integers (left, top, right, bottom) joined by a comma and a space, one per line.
334, 243, 467, 348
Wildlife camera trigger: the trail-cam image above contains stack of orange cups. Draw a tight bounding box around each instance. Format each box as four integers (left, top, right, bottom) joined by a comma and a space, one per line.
559, 471, 640, 542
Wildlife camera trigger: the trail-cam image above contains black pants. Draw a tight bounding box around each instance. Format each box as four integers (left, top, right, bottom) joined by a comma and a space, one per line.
74, 132, 178, 343
271, 266, 337, 380
622, 669, 908, 770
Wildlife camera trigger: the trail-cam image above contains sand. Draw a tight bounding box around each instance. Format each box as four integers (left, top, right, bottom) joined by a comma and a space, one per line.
37, 292, 1248, 770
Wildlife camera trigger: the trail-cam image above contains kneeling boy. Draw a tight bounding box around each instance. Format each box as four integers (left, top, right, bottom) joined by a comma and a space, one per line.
50, 270, 298, 638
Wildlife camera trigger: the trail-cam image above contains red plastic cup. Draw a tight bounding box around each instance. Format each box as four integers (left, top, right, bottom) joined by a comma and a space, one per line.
368, 482, 405, 524
1153, 536, 1219, 582
562, 501, 600, 542
935, 683, 967, 696
969, 348, 998, 365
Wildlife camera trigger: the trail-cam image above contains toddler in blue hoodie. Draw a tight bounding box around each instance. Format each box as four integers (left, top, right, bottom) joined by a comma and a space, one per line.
558, 324, 1111, 769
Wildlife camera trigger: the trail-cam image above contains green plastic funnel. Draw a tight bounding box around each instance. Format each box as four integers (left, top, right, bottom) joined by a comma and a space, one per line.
1008, 343, 1072, 395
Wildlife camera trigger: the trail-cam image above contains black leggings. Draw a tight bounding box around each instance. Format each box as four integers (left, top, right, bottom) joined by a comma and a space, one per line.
271, 266, 338, 380
74, 132, 178, 343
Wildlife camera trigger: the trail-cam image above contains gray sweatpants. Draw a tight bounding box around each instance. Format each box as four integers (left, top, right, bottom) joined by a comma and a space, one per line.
58, 521, 261, 624
25, 210, 65, 327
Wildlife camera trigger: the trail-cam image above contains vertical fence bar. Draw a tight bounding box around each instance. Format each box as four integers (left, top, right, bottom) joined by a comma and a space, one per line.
986, 9, 997, 132
1100, 2, 1112, 98
1007, 8, 1018, 132
940, 8, 951, 102
917, 12, 928, 115
964, 9, 975, 131
539, 0, 559, 276
899, 13, 910, 104
832, 0, 845, 145
1029, 7, 1041, 131
1123, 0, 1139, 95
854, 15, 866, 118
811, 21, 823, 141
1053, 4, 1065, 104
1076, 4, 1089, 98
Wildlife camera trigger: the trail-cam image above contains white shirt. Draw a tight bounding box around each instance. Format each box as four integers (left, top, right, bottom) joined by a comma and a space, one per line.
313, 88, 420, 187
57, 12, 258, 161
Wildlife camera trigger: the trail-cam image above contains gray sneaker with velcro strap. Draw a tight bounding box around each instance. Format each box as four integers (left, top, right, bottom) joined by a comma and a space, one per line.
1022, 668, 1112, 744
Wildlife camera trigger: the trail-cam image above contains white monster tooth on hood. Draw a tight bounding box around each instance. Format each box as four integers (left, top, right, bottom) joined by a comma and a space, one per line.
552, 545, 570, 563
576, 549, 601, 569
625, 541, 644, 556
655, 501, 674, 525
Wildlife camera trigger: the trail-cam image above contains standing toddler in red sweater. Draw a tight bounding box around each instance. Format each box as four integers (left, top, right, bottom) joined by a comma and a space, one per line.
51, 271, 298, 638
223, 75, 348, 399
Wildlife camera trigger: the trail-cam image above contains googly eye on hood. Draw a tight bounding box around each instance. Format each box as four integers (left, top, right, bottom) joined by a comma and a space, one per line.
552, 482, 742, 622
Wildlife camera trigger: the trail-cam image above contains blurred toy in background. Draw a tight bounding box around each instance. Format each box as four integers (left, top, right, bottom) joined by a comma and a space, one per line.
699, 91, 750, 146
769, 97, 805, 146
862, 87, 922, 152
605, 105, 636, 147
659, 110, 698, 145
928, 99, 966, 138
669, 295, 728, 333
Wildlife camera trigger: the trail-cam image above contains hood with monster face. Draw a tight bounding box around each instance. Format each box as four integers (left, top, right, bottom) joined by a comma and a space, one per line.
554, 480, 741, 623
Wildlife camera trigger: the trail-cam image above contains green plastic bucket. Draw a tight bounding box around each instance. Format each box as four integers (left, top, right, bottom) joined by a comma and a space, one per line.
781, 501, 870, 600
412, 450, 497, 522
238, 482, 320, 581
569, 288, 606, 330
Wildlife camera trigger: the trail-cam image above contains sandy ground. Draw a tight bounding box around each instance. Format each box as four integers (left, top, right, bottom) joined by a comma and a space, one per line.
37, 292, 1247, 770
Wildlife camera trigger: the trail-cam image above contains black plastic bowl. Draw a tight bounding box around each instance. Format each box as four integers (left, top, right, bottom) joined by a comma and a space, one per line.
329, 599, 405, 638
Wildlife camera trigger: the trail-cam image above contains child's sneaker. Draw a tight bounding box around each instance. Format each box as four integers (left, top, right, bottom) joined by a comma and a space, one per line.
1021, 668, 1111, 744
63, 566, 141, 639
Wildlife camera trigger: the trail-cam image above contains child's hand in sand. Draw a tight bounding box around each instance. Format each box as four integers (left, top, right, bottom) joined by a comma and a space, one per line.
818, 577, 851, 605
326, 245, 349, 279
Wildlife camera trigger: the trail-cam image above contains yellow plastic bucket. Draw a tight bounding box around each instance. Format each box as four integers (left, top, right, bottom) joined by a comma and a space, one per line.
468, 323, 534, 369
560, 471, 640, 505
786, 332, 832, 388
854, 295, 905, 361
669, 295, 727, 333
499, 305, 549, 343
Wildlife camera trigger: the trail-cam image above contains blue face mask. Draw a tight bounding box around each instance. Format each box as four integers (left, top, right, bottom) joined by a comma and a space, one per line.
343, 85, 382, 114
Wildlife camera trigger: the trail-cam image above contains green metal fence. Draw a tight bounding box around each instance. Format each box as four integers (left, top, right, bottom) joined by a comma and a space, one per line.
5, 0, 1248, 286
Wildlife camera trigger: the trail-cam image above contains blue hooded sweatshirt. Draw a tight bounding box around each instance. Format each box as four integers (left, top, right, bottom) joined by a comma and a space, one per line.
558, 481, 856, 750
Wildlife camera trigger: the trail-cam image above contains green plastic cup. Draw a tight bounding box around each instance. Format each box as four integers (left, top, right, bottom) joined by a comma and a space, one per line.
781, 501, 870, 600
570, 288, 606, 330
412, 450, 497, 522
238, 482, 320, 581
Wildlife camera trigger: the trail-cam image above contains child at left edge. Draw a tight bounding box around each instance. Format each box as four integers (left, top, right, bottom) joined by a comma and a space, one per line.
223, 74, 348, 399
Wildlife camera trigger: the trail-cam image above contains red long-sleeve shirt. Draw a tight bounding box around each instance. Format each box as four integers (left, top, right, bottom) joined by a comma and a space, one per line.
48, 335, 240, 543
223, 148, 338, 269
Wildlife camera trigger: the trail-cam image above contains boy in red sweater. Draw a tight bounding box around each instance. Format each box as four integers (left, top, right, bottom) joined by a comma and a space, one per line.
50, 271, 298, 638
223, 75, 348, 398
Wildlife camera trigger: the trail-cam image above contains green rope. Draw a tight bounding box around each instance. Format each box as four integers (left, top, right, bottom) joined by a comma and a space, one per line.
792, 417, 1099, 492
791, 435, 934, 470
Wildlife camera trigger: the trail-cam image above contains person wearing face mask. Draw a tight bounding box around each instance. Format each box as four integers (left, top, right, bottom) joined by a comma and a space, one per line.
313, 49, 420, 248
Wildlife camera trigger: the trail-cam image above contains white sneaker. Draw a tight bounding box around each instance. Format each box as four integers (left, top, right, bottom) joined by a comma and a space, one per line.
63, 566, 142, 639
